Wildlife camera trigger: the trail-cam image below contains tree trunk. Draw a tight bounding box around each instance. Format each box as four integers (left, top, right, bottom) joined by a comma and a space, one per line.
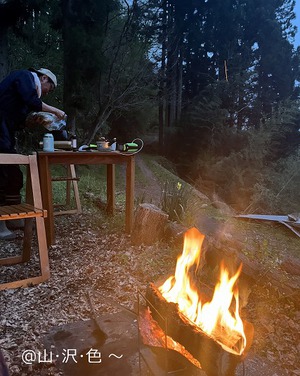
176, 48, 183, 121
131, 203, 169, 245
62, 0, 73, 116
158, 0, 167, 154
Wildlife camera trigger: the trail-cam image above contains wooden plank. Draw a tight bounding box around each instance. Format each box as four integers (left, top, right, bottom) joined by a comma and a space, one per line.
0, 275, 47, 291
0, 206, 20, 217
15, 203, 36, 211
0, 204, 38, 215
38, 154, 54, 246
0, 204, 45, 219
0, 256, 24, 266
0, 154, 29, 164
51, 177, 80, 182
12, 203, 35, 215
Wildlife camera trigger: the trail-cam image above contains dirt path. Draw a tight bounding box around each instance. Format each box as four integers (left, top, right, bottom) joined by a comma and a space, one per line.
135, 155, 163, 205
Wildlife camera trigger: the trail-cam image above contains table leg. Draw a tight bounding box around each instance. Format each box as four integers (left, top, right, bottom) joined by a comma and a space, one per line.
107, 164, 115, 215
125, 156, 135, 233
38, 156, 55, 246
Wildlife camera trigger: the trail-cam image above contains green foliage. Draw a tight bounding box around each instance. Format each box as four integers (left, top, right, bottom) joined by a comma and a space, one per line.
187, 85, 228, 130
161, 180, 192, 223
251, 150, 300, 213
59, 0, 158, 143
7, 0, 64, 110
62, 0, 118, 120
189, 100, 300, 213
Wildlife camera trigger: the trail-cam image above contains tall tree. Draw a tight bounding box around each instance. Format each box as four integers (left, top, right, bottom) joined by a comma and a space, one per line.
0, 0, 46, 79
61, 0, 118, 132
61, 0, 156, 143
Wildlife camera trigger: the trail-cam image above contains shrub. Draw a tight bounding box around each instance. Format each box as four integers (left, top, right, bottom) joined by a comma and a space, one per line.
161, 180, 192, 222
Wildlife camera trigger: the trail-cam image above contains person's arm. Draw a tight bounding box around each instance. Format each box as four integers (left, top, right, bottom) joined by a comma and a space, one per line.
42, 102, 66, 119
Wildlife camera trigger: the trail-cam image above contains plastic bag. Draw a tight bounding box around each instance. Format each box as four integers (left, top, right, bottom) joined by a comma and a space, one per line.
26, 112, 66, 131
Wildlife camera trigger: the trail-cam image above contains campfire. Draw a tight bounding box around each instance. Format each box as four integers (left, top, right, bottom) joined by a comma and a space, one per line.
139, 227, 253, 376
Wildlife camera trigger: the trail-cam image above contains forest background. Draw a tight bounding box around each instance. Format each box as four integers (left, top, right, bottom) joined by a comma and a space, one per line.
0, 0, 300, 215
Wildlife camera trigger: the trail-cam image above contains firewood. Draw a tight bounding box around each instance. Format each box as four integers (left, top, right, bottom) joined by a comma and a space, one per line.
145, 282, 253, 376
131, 203, 169, 245
138, 306, 202, 370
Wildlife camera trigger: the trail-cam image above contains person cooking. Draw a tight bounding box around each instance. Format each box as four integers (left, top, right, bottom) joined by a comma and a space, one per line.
0, 67, 66, 239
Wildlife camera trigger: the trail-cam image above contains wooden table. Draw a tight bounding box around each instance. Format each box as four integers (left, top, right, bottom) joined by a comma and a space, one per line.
37, 151, 135, 246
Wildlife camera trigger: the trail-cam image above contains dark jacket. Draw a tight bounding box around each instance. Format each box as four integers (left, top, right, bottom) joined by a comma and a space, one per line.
0, 69, 42, 152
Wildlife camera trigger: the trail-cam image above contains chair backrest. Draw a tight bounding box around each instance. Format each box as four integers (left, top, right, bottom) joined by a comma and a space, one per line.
0, 153, 43, 209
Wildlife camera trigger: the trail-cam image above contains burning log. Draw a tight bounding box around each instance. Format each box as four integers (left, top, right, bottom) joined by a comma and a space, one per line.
138, 305, 202, 370
145, 282, 253, 376
141, 228, 254, 376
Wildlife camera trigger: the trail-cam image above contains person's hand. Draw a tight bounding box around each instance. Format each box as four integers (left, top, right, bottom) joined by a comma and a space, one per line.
55, 109, 67, 120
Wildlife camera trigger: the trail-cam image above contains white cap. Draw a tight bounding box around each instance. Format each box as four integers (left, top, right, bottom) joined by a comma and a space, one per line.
30, 68, 57, 87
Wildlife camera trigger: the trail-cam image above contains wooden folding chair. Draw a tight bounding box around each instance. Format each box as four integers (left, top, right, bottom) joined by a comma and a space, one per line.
0, 153, 50, 290
52, 164, 82, 216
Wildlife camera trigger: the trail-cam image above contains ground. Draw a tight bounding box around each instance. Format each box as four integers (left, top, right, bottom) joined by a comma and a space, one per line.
0, 154, 299, 376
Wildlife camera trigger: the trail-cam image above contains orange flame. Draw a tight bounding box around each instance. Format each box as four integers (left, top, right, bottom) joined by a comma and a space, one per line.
159, 227, 246, 355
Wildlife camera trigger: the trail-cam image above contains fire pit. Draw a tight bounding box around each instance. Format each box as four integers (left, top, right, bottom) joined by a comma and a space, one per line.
138, 227, 254, 376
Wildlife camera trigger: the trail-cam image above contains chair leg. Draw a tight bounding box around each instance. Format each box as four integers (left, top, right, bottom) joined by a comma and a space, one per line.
22, 217, 33, 262
0, 218, 33, 266
0, 254, 23, 266
0, 216, 50, 290
35, 216, 50, 280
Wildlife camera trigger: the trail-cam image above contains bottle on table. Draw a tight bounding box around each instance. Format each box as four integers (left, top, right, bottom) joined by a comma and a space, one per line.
70, 133, 77, 152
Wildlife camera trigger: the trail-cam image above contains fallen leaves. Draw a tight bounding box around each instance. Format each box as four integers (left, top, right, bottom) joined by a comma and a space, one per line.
0, 210, 299, 375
